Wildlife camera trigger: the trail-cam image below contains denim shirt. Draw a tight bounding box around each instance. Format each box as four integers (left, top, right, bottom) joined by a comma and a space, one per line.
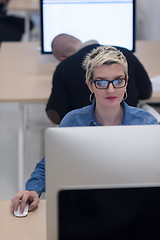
59, 101, 158, 127
26, 101, 158, 195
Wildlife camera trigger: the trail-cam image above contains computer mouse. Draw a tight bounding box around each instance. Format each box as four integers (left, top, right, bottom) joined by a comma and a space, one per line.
14, 202, 29, 217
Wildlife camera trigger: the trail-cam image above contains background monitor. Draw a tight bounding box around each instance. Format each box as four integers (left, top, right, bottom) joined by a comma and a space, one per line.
45, 125, 160, 240
40, 0, 136, 54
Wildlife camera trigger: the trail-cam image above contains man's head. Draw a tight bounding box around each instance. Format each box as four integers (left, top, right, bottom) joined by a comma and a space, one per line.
51, 33, 82, 61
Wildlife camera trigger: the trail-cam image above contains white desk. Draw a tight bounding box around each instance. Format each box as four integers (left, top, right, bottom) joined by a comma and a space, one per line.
1, 200, 46, 240
8, 0, 39, 41
0, 41, 159, 102
0, 42, 56, 102
0, 42, 58, 191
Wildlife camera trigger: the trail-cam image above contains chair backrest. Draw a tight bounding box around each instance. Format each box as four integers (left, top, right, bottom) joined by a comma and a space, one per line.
140, 103, 160, 123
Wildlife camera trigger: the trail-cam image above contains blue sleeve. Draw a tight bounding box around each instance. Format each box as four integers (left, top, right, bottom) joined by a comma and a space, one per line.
149, 117, 158, 125
145, 111, 159, 125
25, 157, 45, 196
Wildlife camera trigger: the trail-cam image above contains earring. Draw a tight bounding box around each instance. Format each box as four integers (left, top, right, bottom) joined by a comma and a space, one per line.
123, 89, 128, 100
89, 93, 95, 102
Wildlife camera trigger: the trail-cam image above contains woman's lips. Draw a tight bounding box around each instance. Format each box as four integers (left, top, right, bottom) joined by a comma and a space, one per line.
106, 96, 117, 100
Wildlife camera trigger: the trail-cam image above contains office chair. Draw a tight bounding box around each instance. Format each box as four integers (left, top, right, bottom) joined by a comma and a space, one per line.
140, 103, 160, 124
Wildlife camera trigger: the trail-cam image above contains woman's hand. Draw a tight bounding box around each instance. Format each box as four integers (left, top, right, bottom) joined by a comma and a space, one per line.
10, 190, 39, 213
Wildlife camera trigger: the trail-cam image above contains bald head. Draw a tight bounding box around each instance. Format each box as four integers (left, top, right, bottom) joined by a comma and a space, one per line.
51, 34, 82, 61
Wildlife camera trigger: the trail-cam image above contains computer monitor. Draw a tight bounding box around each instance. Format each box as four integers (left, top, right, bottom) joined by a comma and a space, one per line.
45, 125, 160, 240
40, 0, 136, 54
58, 185, 160, 239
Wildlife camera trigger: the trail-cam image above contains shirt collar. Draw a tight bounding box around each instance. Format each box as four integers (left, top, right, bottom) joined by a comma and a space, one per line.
86, 102, 99, 126
121, 101, 132, 125
87, 100, 130, 126
78, 40, 99, 51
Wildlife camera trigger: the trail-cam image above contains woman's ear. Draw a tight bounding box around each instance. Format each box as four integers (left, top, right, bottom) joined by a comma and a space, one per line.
86, 80, 93, 93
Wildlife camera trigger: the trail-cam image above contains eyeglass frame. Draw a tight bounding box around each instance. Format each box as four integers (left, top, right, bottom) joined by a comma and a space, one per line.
90, 77, 127, 90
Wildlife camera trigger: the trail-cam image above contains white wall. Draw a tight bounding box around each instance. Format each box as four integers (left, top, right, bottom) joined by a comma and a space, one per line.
136, 0, 160, 40
0, 103, 52, 200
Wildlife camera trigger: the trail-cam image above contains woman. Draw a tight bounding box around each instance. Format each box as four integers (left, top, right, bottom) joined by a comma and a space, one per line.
59, 45, 157, 127
10, 46, 157, 214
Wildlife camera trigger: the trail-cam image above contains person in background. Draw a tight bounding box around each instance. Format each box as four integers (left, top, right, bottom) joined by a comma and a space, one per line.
0, 0, 33, 42
10, 45, 158, 214
46, 33, 152, 125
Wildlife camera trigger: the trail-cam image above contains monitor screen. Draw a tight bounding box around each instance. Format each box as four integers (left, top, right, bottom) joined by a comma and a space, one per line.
45, 125, 160, 240
58, 186, 160, 240
40, 0, 136, 54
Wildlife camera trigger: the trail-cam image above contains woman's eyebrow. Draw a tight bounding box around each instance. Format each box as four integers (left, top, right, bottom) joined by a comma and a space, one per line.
94, 75, 125, 80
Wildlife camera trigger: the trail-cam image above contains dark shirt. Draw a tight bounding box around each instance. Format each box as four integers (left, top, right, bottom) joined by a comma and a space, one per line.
46, 44, 152, 122
0, 2, 7, 18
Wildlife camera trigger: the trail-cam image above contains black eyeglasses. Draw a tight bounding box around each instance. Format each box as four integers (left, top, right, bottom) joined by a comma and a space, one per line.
90, 78, 127, 89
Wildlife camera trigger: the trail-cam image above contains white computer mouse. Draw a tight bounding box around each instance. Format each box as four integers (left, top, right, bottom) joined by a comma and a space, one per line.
14, 202, 29, 217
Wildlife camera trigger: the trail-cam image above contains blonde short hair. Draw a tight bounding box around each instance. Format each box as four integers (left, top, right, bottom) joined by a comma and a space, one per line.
82, 45, 128, 83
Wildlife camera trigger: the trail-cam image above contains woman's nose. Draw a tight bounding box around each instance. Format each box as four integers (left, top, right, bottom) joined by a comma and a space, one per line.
106, 83, 116, 93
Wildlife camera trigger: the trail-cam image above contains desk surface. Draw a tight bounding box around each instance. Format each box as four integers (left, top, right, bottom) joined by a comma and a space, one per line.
0, 41, 159, 103
8, 0, 39, 11
0, 42, 58, 102
1, 200, 46, 240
